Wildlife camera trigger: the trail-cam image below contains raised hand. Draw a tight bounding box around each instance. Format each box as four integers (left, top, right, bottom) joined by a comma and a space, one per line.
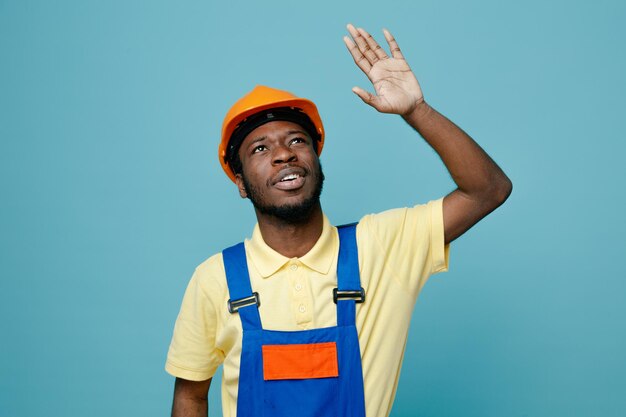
344, 24, 424, 117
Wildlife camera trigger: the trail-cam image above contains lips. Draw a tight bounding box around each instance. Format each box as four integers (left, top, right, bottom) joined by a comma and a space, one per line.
272, 166, 307, 191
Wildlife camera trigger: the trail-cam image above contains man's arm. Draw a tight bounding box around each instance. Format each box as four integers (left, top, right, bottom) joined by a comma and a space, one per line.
171, 377, 212, 417
344, 24, 512, 244
403, 102, 511, 243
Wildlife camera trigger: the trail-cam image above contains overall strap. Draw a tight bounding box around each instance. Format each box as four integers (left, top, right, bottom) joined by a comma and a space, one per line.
336, 223, 363, 327
222, 242, 262, 331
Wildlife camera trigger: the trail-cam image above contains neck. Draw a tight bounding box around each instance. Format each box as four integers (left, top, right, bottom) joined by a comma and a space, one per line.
255, 204, 324, 258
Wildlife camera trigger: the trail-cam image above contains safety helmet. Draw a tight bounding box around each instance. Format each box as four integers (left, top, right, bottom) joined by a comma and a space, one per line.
219, 85, 325, 182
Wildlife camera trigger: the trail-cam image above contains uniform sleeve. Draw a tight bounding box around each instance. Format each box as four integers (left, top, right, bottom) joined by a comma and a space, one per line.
165, 266, 224, 381
360, 198, 450, 295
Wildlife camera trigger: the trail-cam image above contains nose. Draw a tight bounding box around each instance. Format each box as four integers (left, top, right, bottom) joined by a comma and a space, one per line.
272, 144, 297, 165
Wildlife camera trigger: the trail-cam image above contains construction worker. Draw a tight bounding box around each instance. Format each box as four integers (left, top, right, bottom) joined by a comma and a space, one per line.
166, 24, 512, 417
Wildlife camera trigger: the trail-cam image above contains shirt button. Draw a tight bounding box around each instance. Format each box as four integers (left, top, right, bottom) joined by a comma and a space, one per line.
295, 283, 303, 291
290, 264, 298, 271
298, 304, 306, 313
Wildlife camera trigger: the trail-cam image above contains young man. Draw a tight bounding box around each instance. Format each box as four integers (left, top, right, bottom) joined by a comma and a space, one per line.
166, 25, 512, 417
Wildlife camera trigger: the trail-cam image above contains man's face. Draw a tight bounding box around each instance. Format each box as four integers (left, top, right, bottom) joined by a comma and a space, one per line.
235, 120, 324, 223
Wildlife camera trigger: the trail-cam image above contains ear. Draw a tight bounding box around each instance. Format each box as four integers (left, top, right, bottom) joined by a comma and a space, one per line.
235, 173, 248, 199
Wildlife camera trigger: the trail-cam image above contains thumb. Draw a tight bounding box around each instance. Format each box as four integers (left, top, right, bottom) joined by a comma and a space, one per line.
352, 86, 380, 109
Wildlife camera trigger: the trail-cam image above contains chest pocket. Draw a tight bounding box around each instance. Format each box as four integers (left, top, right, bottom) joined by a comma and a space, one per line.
262, 342, 339, 380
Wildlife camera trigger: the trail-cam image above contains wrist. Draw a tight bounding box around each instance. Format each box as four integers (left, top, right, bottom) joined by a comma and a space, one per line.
402, 99, 431, 126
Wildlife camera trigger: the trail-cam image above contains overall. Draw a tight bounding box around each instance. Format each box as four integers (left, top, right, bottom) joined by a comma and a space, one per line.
222, 224, 367, 417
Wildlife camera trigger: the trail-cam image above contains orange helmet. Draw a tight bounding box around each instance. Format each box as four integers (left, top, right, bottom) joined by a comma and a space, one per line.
219, 85, 325, 182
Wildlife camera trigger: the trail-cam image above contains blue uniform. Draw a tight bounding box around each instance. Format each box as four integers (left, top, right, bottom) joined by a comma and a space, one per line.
222, 224, 366, 417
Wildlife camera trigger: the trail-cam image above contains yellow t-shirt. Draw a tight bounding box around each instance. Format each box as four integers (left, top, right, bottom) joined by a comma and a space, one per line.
166, 198, 450, 417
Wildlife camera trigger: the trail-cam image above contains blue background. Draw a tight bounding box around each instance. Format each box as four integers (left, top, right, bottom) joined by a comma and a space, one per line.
1, 0, 625, 416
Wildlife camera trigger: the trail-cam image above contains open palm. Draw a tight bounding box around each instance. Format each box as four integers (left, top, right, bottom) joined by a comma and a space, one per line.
344, 24, 424, 116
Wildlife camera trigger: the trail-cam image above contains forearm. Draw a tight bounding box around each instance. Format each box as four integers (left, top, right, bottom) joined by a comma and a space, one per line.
171, 377, 211, 417
403, 101, 511, 201
342, 24, 511, 242
172, 397, 207, 417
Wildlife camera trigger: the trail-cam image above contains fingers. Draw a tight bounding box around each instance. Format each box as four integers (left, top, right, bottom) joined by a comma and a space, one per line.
357, 27, 388, 61
343, 35, 371, 74
383, 28, 404, 59
347, 24, 380, 65
344, 24, 391, 73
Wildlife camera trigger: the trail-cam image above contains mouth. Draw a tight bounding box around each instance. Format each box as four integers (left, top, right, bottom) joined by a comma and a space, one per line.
273, 167, 307, 191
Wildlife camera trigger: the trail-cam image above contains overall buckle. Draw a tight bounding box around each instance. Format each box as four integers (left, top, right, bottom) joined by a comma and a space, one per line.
333, 287, 365, 304
228, 292, 260, 314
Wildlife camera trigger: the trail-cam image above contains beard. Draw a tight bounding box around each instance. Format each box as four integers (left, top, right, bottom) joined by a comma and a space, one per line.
242, 163, 325, 224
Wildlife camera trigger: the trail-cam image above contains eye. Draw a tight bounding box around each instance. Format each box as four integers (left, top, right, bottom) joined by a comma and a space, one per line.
252, 145, 267, 154
290, 137, 306, 145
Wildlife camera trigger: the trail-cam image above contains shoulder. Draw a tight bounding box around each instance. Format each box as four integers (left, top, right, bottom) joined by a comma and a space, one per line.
353, 199, 448, 285
356, 199, 441, 243
195, 251, 226, 278
187, 252, 229, 305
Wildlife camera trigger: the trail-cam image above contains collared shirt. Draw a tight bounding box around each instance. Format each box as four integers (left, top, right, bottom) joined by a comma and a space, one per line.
166, 198, 450, 417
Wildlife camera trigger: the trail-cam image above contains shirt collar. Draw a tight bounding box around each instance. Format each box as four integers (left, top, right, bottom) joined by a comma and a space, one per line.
246, 214, 338, 278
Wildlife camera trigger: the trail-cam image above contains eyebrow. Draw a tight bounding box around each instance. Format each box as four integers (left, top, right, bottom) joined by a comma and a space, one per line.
247, 130, 310, 146
286, 129, 309, 137
249, 136, 267, 145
